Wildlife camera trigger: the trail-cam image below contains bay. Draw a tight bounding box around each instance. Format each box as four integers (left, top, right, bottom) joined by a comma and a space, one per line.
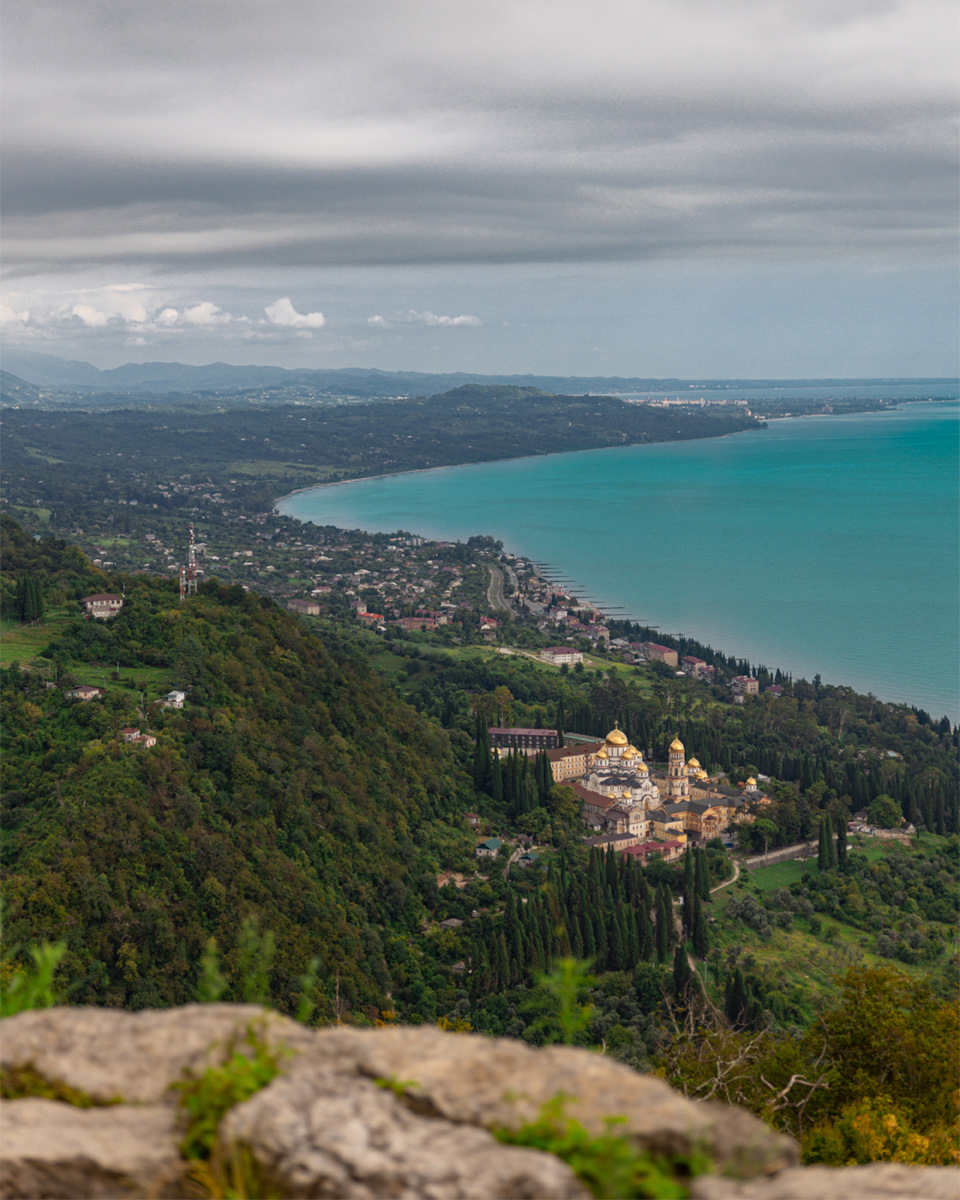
279, 402, 960, 722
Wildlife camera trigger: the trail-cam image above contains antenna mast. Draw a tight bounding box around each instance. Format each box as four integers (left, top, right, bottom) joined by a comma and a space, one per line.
186, 523, 198, 595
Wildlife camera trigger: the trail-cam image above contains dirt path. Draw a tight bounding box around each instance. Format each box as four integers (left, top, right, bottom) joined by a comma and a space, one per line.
711, 858, 740, 892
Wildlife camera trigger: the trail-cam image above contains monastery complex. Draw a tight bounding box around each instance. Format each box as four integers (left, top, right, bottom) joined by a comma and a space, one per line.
543, 723, 768, 852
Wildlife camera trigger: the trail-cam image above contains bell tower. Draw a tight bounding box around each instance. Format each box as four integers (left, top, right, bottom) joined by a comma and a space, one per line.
666, 736, 690, 800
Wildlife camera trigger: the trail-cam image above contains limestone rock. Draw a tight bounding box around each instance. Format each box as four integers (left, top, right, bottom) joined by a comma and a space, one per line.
690, 1163, 960, 1199
0, 1003, 312, 1104
0, 1098, 187, 1199
301, 1025, 798, 1177
222, 1061, 590, 1199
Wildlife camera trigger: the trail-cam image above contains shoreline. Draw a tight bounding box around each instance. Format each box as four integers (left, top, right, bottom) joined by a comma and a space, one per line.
274, 398, 944, 510
272, 402, 958, 722
274, 418, 769, 509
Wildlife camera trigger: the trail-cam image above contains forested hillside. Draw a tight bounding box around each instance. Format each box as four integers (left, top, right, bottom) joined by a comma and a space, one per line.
1, 517, 476, 1017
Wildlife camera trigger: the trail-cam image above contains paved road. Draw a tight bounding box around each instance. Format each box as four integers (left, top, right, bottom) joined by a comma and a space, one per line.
487, 565, 511, 615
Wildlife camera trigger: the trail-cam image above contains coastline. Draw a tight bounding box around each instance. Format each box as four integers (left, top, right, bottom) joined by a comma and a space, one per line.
274, 420, 767, 509
274, 402, 959, 722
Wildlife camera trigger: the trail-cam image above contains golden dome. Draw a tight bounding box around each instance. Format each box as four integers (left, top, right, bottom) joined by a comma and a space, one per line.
622, 746, 637, 759
622, 789, 632, 799
605, 722, 628, 747
595, 747, 608, 759
637, 762, 649, 773
746, 776, 756, 786
687, 757, 700, 768
697, 769, 709, 780
669, 737, 684, 752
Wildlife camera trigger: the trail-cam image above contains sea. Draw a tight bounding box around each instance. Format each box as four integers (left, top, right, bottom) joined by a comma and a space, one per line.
279, 398, 960, 723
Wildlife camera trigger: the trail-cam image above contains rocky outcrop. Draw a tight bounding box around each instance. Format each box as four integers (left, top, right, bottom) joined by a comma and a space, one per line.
0, 1005, 955, 1199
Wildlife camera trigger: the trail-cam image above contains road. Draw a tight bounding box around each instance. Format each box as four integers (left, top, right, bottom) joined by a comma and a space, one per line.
487, 565, 511, 616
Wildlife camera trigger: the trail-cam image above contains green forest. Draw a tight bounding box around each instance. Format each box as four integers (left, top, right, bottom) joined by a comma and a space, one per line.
1, 515, 957, 1166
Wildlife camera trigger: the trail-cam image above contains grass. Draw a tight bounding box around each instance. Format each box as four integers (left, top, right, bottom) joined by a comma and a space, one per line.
707, 839, 954, 1017
0, 611, 73, 666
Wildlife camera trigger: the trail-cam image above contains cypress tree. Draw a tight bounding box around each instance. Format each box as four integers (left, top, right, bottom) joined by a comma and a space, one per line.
692, 894, 709, 958
817, 816, 828, 872
725, 967, 747, 1026
605, 845, 618, 892
655, 896, 669, 963
824, 813, 836, 869
695, 849, 711, 901
683, 848, 694, 893
495, 933, 509, 991
490, 753, 503, 805
672, 944, 691, 1003
624, 905, 638, 964
581, 910, 596, 959
608, 912, 624, 972
836, 816, 848, 872
570, 913, 584, 959
639, 910, 654, 961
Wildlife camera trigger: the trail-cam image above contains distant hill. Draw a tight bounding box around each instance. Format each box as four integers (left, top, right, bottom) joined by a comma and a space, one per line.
5, 349, 953, 401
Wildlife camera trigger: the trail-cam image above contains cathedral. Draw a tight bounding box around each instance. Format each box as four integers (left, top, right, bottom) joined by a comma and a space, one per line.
549, 724, 746, 843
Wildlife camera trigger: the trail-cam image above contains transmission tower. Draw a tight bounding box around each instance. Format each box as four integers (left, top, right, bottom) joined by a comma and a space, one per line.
186, 523, 198, 595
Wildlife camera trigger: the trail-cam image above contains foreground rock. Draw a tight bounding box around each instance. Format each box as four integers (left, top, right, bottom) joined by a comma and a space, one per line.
0, 1099, 186, 1199
690, 1163, 960, 1199
1, 1006, 956, 1199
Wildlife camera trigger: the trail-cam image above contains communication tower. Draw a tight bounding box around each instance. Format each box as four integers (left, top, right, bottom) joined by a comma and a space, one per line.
179, 565, 186, 605
186, 523, 198, 595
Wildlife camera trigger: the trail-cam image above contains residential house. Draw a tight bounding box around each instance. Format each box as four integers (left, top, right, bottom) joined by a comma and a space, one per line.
476, 837, 503, 858
641, 642, 679, 667
158, 690, 186, 709
287, 599, 321, 616
65, 685, 103, 701
82, 593, 123, 619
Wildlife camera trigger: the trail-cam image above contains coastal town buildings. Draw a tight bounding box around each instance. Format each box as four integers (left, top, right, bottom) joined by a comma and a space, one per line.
641, 642, 679, 667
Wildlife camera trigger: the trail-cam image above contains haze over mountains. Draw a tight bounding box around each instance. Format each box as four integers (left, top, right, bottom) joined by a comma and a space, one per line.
2, 349, 953, 400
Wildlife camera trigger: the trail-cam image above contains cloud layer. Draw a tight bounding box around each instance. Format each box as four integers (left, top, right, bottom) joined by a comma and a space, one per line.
0, 0, 956, 373
3, 0, 956, 276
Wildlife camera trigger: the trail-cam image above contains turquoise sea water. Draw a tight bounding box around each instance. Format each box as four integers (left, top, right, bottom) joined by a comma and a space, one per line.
279, 403, 960, 722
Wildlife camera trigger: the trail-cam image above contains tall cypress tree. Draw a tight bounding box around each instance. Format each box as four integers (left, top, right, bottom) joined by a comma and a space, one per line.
655, 894, 669, 963
836, 816, 848, 872
817, 816, 828, 872
672, 944, 691, 1003
582, 910, 596, 959
490, 752, 503, 805
692, 894, 709, 958
695, 849, 711, 901
683, 848, 694, 893
725, 967, 747, 1026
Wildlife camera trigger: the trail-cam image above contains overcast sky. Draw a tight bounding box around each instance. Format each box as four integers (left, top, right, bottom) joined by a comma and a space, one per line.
2, 0, 957, 375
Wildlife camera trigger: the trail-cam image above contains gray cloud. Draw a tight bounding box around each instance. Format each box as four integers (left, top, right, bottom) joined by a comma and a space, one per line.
3, 0, 955, 274
1, 0, 956, 372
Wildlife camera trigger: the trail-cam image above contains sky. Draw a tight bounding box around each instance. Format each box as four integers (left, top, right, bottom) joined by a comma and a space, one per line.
1, 0, 957, 377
